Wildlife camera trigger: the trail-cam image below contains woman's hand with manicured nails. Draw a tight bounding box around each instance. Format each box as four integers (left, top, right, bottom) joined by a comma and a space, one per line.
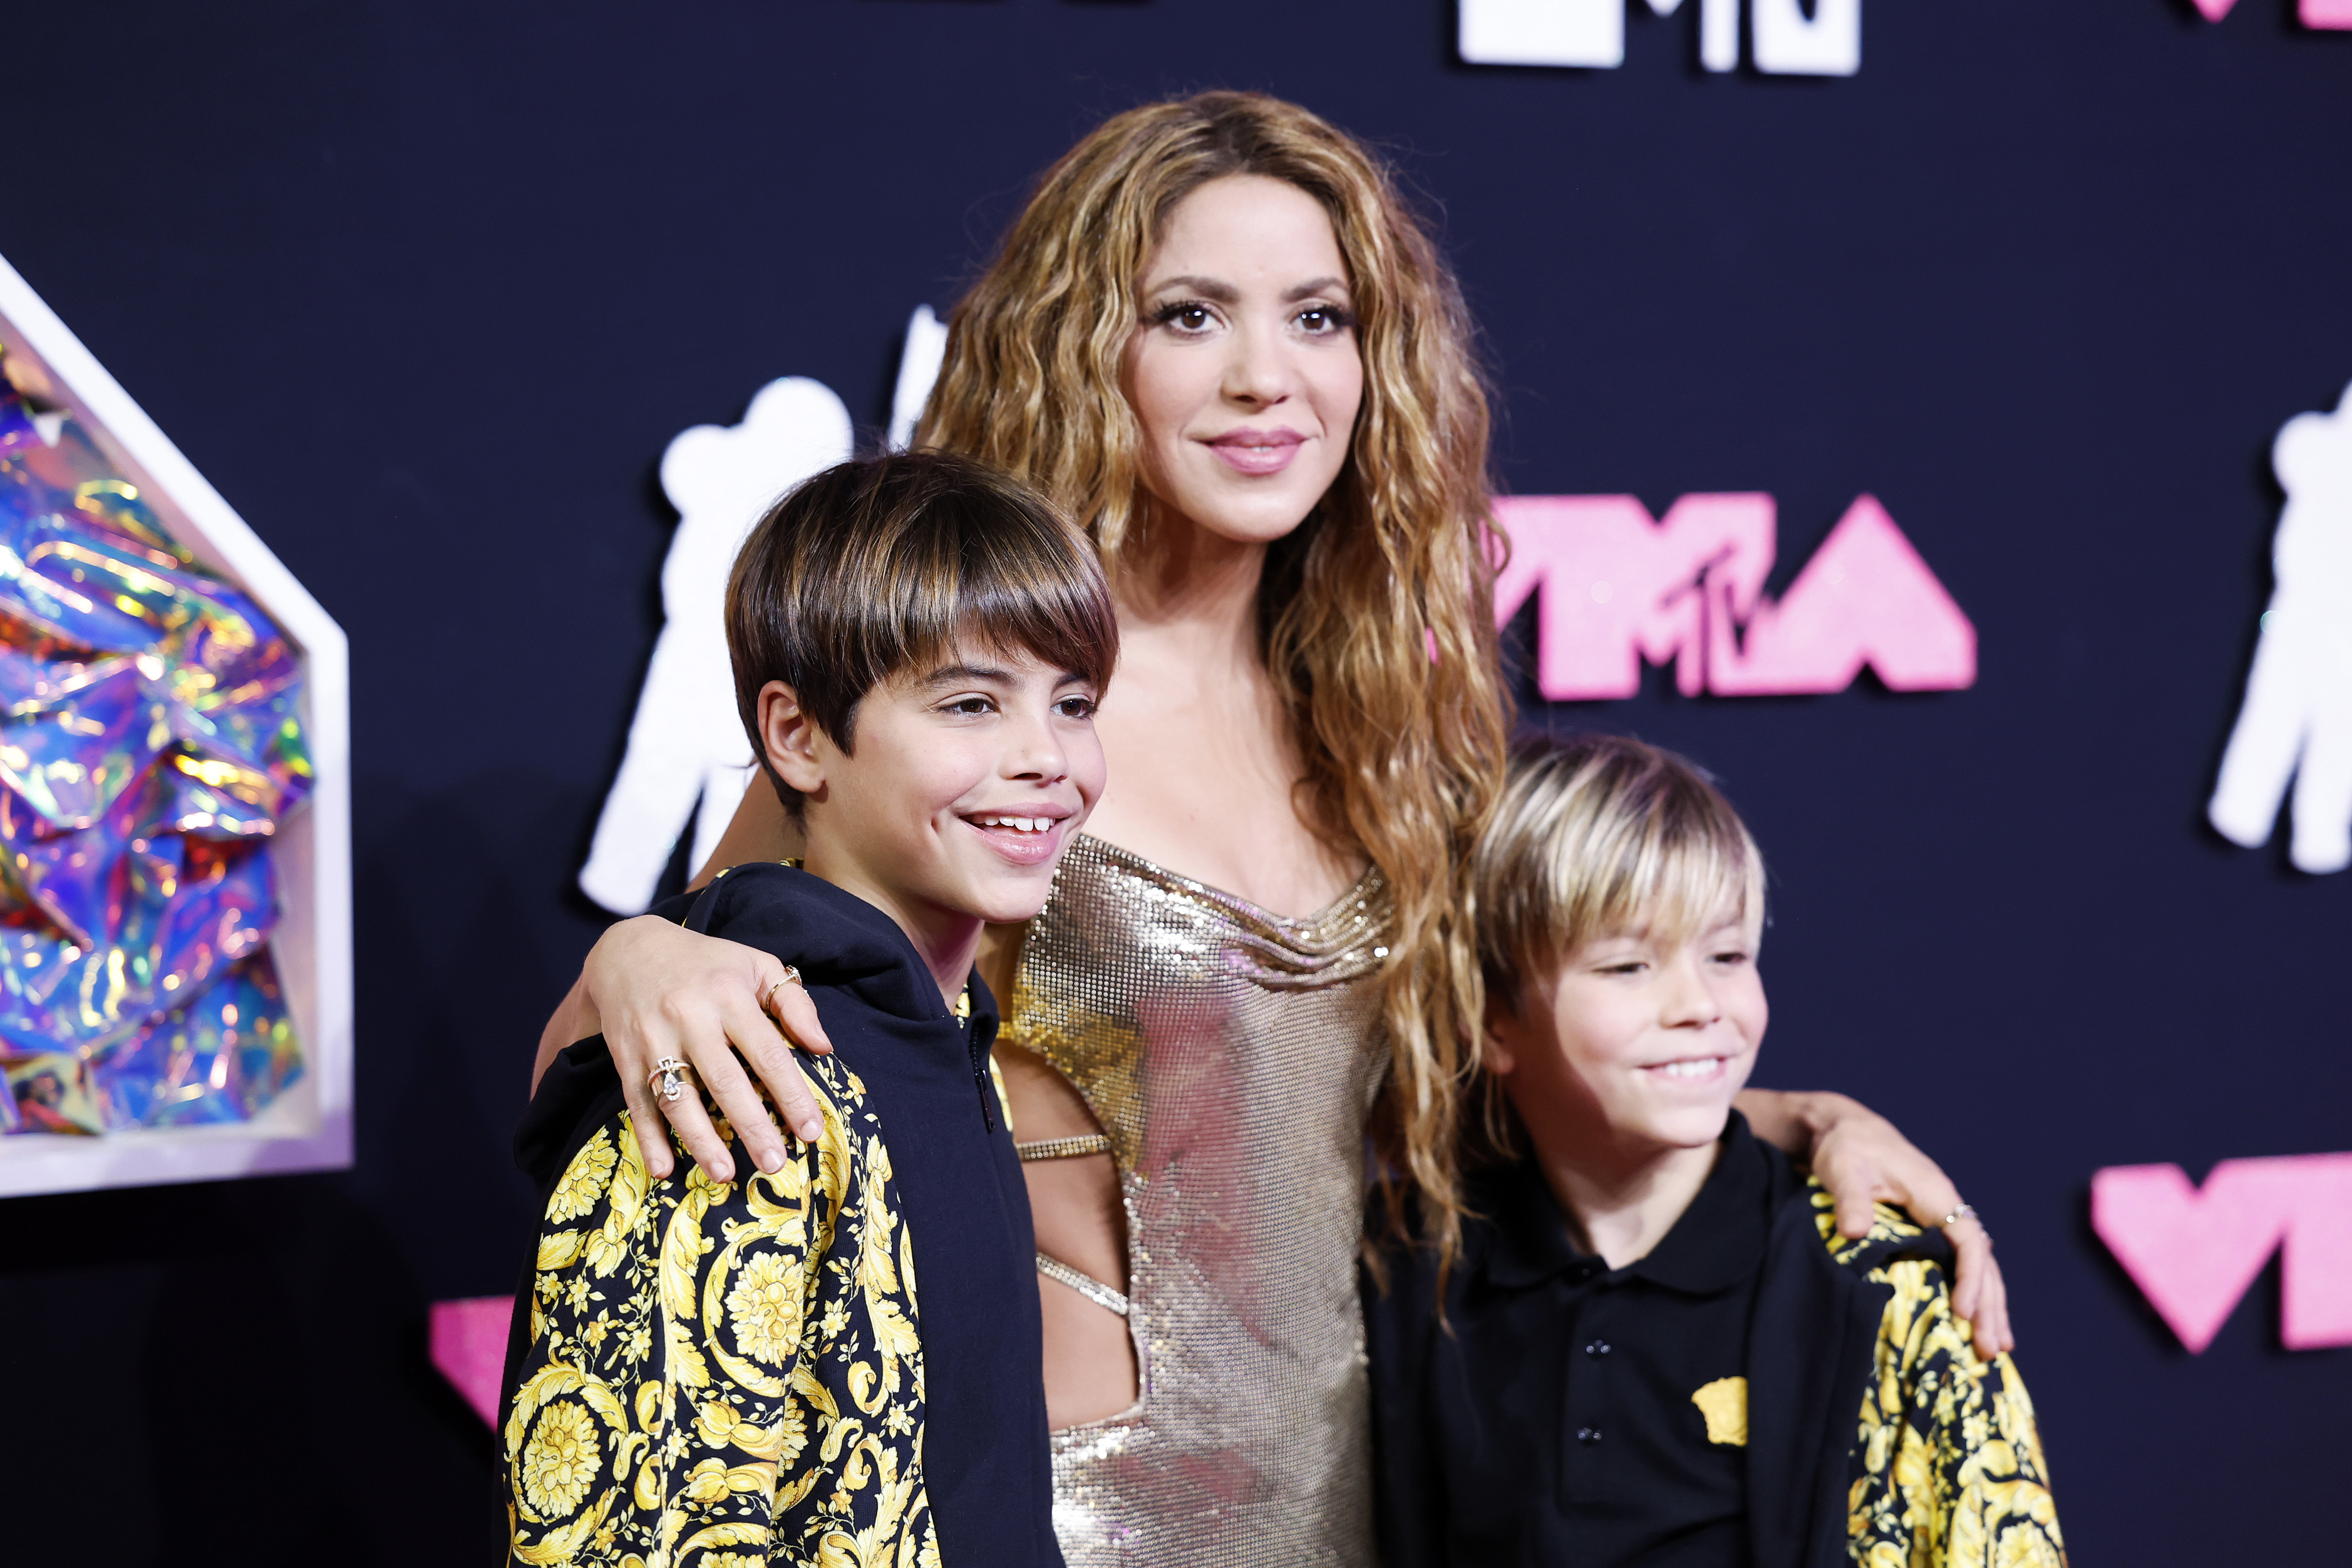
533, 914, 832, 1183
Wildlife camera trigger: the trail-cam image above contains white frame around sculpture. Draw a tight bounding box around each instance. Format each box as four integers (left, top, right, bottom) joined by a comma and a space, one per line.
0, 251, 353, 1197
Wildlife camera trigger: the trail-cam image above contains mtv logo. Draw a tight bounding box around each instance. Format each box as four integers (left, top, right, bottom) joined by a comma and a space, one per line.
1460, 0, 1864, 76
1492, 492, 1975, 700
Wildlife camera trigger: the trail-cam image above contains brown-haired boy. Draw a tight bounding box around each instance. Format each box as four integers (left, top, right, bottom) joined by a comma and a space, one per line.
503, 451, 1112, 1567
1367, 735, 2065, 1568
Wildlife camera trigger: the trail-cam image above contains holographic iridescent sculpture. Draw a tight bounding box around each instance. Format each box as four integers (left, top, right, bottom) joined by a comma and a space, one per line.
0, 358, 310, 1134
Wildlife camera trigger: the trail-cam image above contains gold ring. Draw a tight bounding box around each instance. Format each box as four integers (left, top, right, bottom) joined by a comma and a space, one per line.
647, 1056, 693, 1103
1939, 1203, 1978, 1229
763, 965, 803, 1010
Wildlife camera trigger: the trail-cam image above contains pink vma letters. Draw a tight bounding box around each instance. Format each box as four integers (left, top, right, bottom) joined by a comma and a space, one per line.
2190, 0, 2352, 25
1492, 492, 1975, 701
431, 1295, 513, 1426
2091, 1154, 2352, 1354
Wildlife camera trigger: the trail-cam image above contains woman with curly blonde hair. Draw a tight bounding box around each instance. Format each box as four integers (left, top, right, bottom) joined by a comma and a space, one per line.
540, 91, 2006, 1566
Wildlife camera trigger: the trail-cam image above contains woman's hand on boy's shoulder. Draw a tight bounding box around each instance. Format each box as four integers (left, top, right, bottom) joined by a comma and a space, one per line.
1740, 1088, 2014, 1359
580, 914, 834, 1184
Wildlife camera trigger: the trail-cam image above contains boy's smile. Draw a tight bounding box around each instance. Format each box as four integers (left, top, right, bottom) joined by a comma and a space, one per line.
962, 806, 1077, 866
760, 642, 1106, 1001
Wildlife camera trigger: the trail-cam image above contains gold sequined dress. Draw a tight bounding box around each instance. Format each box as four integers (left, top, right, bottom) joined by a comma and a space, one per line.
1003, 833, 1393, 1568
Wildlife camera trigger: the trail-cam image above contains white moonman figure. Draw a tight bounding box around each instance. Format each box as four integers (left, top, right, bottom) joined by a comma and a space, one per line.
2209, 381, 2352, 874
888, 304, 949, 451
578, 376, 854, 914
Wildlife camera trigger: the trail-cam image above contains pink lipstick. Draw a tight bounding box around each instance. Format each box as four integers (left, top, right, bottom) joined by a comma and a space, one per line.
1204, 426, 1306, 476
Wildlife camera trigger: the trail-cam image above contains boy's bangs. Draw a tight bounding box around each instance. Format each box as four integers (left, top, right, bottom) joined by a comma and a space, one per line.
1564, 810, 1760, 953
860, 495, 1118, 694
1478, 737, 1767, 996
952, 547, 1120, 692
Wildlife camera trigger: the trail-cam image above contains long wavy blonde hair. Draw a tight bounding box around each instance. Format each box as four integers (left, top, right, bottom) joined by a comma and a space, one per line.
919, 91, 1510, 1262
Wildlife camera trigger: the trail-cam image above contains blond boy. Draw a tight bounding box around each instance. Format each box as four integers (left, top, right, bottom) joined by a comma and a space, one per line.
1367, 735, 2065, 1568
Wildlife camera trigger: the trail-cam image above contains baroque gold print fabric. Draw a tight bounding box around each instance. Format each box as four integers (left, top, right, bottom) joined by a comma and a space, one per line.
1819, 1192, 2068, 1568
504, 1057, 936, 1568
1004, 833, 1393, 1568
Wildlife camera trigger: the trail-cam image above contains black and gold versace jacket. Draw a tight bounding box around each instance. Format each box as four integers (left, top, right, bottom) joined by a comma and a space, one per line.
1828, 1190, 2062, 1568
501, 863, 1061, 1568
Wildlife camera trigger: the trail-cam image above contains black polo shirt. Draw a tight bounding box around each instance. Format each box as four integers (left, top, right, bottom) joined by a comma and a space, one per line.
1367, 1113, 1786, 1568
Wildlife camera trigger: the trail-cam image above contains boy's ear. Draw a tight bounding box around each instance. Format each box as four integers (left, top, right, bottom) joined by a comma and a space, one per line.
758, 681, 827, 798
1480, 992, 1524, 1078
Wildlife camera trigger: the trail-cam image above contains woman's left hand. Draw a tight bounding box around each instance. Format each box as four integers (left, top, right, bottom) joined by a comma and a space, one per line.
1736, 1088, 2013, 1359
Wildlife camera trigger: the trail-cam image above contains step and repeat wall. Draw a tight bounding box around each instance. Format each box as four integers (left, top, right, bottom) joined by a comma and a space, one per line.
1, 1, 2345, 1560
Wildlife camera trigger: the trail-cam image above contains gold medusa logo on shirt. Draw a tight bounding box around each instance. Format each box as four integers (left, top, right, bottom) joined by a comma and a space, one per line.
1691, 1376, 1748, 1446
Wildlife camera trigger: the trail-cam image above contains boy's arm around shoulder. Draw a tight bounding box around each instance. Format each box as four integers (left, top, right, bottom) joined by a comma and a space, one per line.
1813, 1190, 2067, 1568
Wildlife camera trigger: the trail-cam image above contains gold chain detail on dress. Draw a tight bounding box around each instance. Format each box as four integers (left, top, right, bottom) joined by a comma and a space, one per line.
1016, 1133, 1113, 1162
1036, 1251, 1132, 1316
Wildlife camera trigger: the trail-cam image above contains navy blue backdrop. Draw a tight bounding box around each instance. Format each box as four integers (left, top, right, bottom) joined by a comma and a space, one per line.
1, 1, 2346, 1560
